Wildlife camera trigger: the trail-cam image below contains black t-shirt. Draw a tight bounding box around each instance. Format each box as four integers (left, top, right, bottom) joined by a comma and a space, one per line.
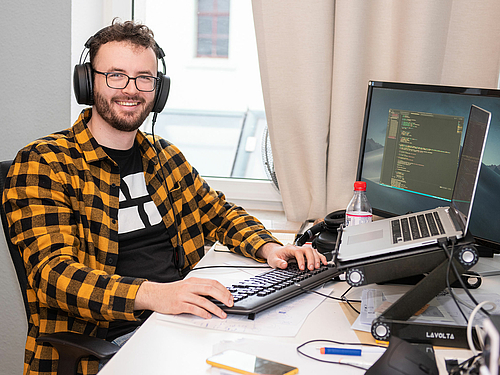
102, 142, 182, 341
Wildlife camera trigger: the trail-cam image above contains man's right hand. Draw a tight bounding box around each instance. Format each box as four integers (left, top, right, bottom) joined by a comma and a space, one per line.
134, 278, 233, 319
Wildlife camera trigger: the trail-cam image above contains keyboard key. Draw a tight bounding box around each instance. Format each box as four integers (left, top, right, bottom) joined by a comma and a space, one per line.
433, 212, 445, 234
401, 218, 412, 242
409, 216, 421, 239
417, 215, 430, 238
391, 220, 402, 244
425, 213, 440, 236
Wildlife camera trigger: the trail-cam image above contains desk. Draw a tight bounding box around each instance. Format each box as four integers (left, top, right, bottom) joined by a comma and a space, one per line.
98, 248, 500, 374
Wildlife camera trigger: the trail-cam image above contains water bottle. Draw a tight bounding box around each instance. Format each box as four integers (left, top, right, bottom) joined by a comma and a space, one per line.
345, 181, 372, 227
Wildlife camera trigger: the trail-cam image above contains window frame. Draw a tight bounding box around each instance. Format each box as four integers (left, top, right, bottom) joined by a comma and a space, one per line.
204, 176, 283, 212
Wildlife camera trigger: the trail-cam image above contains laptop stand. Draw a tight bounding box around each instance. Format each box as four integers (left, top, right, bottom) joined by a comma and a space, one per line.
335, 231, 481, 348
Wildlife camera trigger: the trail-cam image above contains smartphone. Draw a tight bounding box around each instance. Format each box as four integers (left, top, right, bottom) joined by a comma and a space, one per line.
206, 349, 298, 375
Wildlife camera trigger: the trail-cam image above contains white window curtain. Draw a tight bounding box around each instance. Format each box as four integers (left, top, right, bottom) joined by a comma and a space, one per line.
252, 0, 500, 223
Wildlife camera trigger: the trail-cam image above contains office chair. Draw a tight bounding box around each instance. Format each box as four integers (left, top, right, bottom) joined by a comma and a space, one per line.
0, 160, 119, 375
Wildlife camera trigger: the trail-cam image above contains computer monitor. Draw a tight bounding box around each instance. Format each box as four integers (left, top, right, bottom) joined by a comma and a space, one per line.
356, 81, 500, 254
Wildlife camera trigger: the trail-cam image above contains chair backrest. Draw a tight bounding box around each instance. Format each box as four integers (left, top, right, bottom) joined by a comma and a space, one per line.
0, 160, 30, 321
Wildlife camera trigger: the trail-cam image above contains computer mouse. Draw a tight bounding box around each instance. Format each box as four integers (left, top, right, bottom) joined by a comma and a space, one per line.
365, 336, 439, 375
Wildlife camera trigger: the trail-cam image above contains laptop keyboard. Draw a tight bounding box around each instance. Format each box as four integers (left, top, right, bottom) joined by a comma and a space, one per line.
391, 212, 444, 244
211, 263, 341, 315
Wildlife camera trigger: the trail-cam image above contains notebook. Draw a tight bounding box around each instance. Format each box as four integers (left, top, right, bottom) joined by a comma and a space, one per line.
337, 105, 491, 262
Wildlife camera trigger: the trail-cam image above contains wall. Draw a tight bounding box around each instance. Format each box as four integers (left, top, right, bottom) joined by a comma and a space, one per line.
0, 1, 135, 372
71, 0, 132, 122
0, 1, 71, 373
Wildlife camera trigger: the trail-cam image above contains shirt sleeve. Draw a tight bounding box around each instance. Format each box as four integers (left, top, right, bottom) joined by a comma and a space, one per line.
158, 140, 282, 261
2, 148, 144, 322
198, 178, 281, 260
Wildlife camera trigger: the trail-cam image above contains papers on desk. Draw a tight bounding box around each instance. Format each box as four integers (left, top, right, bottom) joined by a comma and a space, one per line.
352, 286, 500, 333
157, 283, 335, 337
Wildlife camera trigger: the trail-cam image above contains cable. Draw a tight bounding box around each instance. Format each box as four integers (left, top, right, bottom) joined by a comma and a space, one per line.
189, 264, 271, 272
442, 239, 469, 324
448, 354, 482, 375
440, 237, 493, 361
442, 238, 482, 308
294, 284, 361, 304
151, 113, 184, 278
341, 286, 361, 314
440, 238, 488, 328
453, 293, 496, 313
467, 300, 496, 356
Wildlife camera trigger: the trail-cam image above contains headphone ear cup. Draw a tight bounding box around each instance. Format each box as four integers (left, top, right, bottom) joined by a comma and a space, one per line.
324, 210, 346, 232
152, 72, 170, 113
73, 62, 94, 105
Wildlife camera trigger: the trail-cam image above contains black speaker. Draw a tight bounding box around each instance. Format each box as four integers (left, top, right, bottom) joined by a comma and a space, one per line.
73, 31, 170, 114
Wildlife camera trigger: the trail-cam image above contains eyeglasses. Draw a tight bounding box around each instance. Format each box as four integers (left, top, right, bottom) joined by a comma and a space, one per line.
93, 69, 159, 92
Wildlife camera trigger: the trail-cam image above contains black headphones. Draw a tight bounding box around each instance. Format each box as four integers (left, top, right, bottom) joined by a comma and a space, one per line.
73, 27, 171, 114
295, 210, 345, 254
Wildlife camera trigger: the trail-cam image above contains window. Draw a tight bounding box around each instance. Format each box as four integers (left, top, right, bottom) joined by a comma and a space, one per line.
197, 0, 230, 58
136, 0, 272, 181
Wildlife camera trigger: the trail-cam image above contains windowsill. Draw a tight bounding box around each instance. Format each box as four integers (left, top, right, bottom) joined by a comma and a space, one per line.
204, 176, 302, 234
204, 176, 282, 212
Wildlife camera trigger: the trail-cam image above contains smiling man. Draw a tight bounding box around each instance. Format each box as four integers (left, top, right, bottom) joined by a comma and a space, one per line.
2, 20, 326, 375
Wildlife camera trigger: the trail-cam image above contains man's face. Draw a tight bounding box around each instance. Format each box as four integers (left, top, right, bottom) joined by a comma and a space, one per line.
92, 41, 157, 132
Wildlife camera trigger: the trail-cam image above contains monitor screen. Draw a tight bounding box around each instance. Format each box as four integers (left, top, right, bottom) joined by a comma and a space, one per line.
356, 81, 500, 252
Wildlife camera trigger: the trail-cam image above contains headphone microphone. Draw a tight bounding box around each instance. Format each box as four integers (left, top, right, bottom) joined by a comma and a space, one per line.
73, 28, 170, 114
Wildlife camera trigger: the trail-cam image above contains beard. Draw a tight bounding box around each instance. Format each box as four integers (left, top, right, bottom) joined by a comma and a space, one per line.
93, 91, 154, 132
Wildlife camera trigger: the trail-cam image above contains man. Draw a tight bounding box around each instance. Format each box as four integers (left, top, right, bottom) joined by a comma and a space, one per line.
3, 20, 326, 375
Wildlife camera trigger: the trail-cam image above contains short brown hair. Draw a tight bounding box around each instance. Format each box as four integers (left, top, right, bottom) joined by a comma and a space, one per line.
88, 18, 159, 66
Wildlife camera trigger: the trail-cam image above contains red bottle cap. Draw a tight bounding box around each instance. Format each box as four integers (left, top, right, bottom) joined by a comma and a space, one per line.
354, 181, 367, 191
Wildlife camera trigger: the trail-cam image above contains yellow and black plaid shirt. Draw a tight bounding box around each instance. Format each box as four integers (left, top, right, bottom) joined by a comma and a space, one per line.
3, 108, 279, 375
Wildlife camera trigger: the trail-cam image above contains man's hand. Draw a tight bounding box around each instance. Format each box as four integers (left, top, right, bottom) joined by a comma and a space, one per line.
256, 242, 328, 270
134, 277, 233, 319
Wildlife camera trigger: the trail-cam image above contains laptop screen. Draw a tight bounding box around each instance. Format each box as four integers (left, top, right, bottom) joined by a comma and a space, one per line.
450, 105, 491, 232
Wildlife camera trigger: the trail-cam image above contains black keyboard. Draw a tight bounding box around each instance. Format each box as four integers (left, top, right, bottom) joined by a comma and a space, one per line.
214, 263, 341, 315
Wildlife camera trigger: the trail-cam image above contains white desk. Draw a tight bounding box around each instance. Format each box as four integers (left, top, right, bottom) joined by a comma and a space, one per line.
98, 248, 500, 374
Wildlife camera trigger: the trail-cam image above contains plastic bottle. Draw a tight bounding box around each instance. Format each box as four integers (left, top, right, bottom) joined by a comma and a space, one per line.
345, 181, 372, 227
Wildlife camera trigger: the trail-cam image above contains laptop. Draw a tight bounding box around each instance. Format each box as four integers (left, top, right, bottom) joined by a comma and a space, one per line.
337, 105, 491, 262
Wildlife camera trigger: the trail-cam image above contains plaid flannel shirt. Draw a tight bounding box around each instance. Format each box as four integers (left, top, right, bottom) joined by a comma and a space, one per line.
2, 108, 279, 375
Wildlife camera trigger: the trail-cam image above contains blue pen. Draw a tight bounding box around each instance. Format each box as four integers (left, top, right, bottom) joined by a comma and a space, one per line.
319, 347, 362, 356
